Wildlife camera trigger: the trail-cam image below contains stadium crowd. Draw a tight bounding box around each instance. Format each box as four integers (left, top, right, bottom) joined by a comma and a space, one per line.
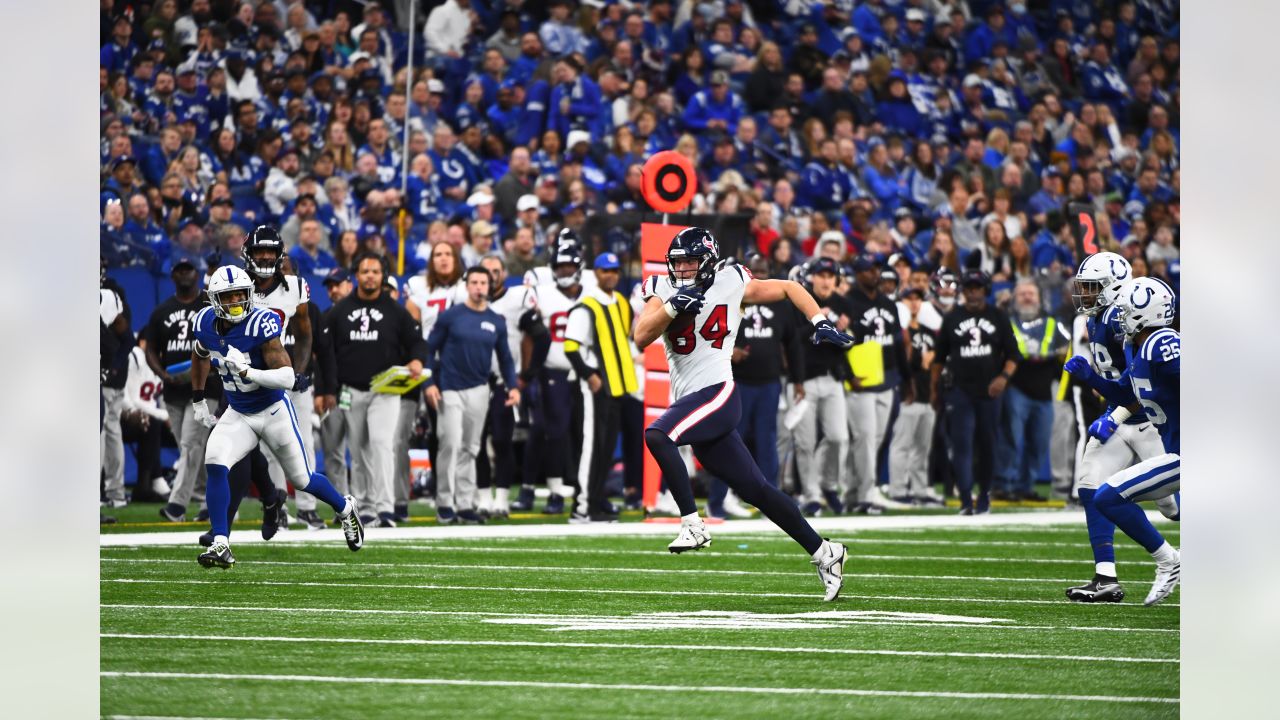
99, 0, 1179, 524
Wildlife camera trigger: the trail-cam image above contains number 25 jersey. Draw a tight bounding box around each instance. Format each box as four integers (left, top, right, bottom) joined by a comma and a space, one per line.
1125, 328, 1180, 454
641, 263, 747, 401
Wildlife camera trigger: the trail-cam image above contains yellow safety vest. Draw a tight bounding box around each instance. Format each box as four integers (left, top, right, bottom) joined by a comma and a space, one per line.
567, 291, 638, 397
1011, 316, 1057, 358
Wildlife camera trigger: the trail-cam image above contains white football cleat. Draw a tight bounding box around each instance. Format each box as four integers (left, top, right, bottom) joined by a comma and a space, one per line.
865, 485, 911, 511
1144, 558, 1180, 606
813, 540, 847, 602
668, 519, 712, 553
652, 490, 681, 516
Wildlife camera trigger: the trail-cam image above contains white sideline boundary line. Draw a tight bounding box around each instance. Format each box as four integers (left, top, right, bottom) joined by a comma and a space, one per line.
99, 510, 1175, 547
100, 632, 1179, 664
104, 556, 1172, 589
101, 603, 1179, 634
99, 671, 1179, 704
101, 579, 1179, 619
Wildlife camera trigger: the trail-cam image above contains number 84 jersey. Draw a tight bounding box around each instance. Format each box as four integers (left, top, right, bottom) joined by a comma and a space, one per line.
642, 263, 748, 401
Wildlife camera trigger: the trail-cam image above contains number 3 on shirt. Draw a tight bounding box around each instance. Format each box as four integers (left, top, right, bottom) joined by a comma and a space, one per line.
669, 304, 730, 355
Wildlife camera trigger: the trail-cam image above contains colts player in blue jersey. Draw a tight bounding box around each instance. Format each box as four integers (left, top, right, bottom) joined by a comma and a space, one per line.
189, 266, 365, 568
1063, 253, 1166, 603
1066, 277, 1181, 606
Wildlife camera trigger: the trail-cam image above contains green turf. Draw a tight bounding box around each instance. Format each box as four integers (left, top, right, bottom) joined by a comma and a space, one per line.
101, 525, 1178, 719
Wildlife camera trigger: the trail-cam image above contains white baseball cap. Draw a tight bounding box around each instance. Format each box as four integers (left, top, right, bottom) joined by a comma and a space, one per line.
467, 190, 495, 207
566, 130, 592, 149
517, 194, 540, 212
427, 78, 445, 94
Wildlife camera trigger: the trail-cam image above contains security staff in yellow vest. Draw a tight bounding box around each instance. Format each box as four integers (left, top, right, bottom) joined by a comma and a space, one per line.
996, 281, 1071, 502
563, 252, 639, 523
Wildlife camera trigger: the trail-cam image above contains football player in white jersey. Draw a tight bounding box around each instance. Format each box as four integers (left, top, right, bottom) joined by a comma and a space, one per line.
241, 226, 325, 529
633, 227, 856, 601
403, 240, 467, 517
477, 254, 546, 518
529, 242, 589, 513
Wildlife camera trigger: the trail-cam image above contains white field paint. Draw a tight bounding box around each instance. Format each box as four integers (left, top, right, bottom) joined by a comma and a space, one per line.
98, 510, 1175, 547
101, 603, 1180, 634
99, 559, 1134, 585
100, 632, 1179, 664
99, 671, 1179, 705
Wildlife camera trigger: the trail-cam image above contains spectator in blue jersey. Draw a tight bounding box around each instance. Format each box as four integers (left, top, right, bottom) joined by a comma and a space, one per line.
965, 5, 1018, 69
547, 56, 601, 139
1026, 167, 1065, 225
289, 218, 339, 280
122, 194, 168, 252
799, 139, 847, 214
682, 70, 744, 136
901, 141, 945, 214
877, 72, 926, 138
540, 0, 586, 57
102, 15, 138, 73
862, 139, 903, 222
1082, 43, 1130, 116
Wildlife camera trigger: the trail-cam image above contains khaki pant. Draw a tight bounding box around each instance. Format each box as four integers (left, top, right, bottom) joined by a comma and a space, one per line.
845, 388, 894, 505
436, 385, 490, 511
165, 399, 212, 509
344, 388, 400, 516
791, 376, 848, 505
888, 402, 935, 498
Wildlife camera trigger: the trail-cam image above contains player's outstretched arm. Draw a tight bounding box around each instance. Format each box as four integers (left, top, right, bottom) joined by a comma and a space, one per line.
242, 337, 297, 390
292, 302, 312, 374
743, 278, 822, 319
633, 297, 676, 350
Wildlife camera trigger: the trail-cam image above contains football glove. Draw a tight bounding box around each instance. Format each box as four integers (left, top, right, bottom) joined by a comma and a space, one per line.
812, 319, 855, 349
1087, 413, 1119, 443
668, 286, 706, 315
292, 372, 313, 392
212, 347, 250, 377
192, 399, 218, 428
1063, 355, 1094, 380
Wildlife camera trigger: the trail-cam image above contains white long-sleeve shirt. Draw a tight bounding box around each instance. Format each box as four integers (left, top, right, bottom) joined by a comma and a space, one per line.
123, 347, 169, 421
424, 0, 471, 56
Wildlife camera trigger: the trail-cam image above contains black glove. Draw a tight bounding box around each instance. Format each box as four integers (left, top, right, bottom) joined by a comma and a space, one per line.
292, 372, 313, 392
812, 319, 855, 348
668, 286, 706, 315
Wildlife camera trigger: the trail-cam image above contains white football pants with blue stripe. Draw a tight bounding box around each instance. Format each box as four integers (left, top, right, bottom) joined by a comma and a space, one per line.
263, 388, 317, 512
1105, 452, 1180, 506
205, 397, 317, 493
1076, 421, 1166, 492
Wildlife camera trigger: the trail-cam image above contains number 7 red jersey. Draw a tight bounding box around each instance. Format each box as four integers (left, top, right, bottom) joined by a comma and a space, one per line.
642, 262, 749, 400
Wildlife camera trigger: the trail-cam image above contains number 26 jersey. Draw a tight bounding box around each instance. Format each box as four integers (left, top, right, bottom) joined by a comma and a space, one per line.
641, 263, 748, 401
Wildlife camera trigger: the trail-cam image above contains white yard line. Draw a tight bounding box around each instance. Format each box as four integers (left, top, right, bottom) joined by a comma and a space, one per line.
99, 671, 1178, 704
100, 632, 1178, 664
99, 510, 1175, 547
100, 581, 1179, 620
99, 559, 1141, 585
101, 602, 1178, 634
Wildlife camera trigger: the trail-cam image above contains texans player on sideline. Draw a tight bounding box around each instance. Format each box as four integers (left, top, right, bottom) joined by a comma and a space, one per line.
1065, 276, 1182, 606
633, 227, 855, 601
190, 265, 364, 568
1062, 252, 1167, 603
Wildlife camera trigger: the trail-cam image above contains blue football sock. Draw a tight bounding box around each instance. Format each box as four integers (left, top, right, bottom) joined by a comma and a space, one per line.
1094, 485, 1165, 554
1079, 488, 1117, 574
205, 463, 232, 539
301, 472, 348, 514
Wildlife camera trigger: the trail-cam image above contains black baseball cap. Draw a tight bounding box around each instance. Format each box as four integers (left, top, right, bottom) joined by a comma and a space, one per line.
323, 267, 351, 285
810, 257, 841, 276
960, 269, 991, 288
851, 253, 880, 272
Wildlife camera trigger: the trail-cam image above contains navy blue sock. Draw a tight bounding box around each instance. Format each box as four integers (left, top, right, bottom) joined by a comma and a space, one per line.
300, 472, 348, 514
1094, 485, 1165, 554
205, 463, 232, 538
695, 432, 823, 555
1078, 488, 1116, 572
645, 428, 698, 516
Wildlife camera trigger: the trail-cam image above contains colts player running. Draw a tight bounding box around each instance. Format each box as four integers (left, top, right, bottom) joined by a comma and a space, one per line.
1063, 252, 1167, 603
1066, 276, 1181, 605
191, 266, 364, 568
633, 227, 855, 601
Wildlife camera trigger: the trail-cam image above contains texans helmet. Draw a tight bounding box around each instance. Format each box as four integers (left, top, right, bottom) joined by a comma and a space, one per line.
554, 227, 583, 255
243, 225, 285, 279
666, 226, 720, 289
551, 244, 583, 289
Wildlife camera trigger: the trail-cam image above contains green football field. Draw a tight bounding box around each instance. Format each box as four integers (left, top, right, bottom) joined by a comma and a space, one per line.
100, 516, 1179, 719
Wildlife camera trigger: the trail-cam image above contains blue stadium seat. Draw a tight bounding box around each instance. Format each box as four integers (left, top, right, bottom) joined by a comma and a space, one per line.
107, 267, 158, 333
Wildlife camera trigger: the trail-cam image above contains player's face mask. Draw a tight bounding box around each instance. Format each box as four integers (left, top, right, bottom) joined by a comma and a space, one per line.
213, 289, 252, 323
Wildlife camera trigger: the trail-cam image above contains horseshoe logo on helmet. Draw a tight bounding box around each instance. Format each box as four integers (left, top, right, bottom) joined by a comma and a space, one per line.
1131, 285, 1155, 309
